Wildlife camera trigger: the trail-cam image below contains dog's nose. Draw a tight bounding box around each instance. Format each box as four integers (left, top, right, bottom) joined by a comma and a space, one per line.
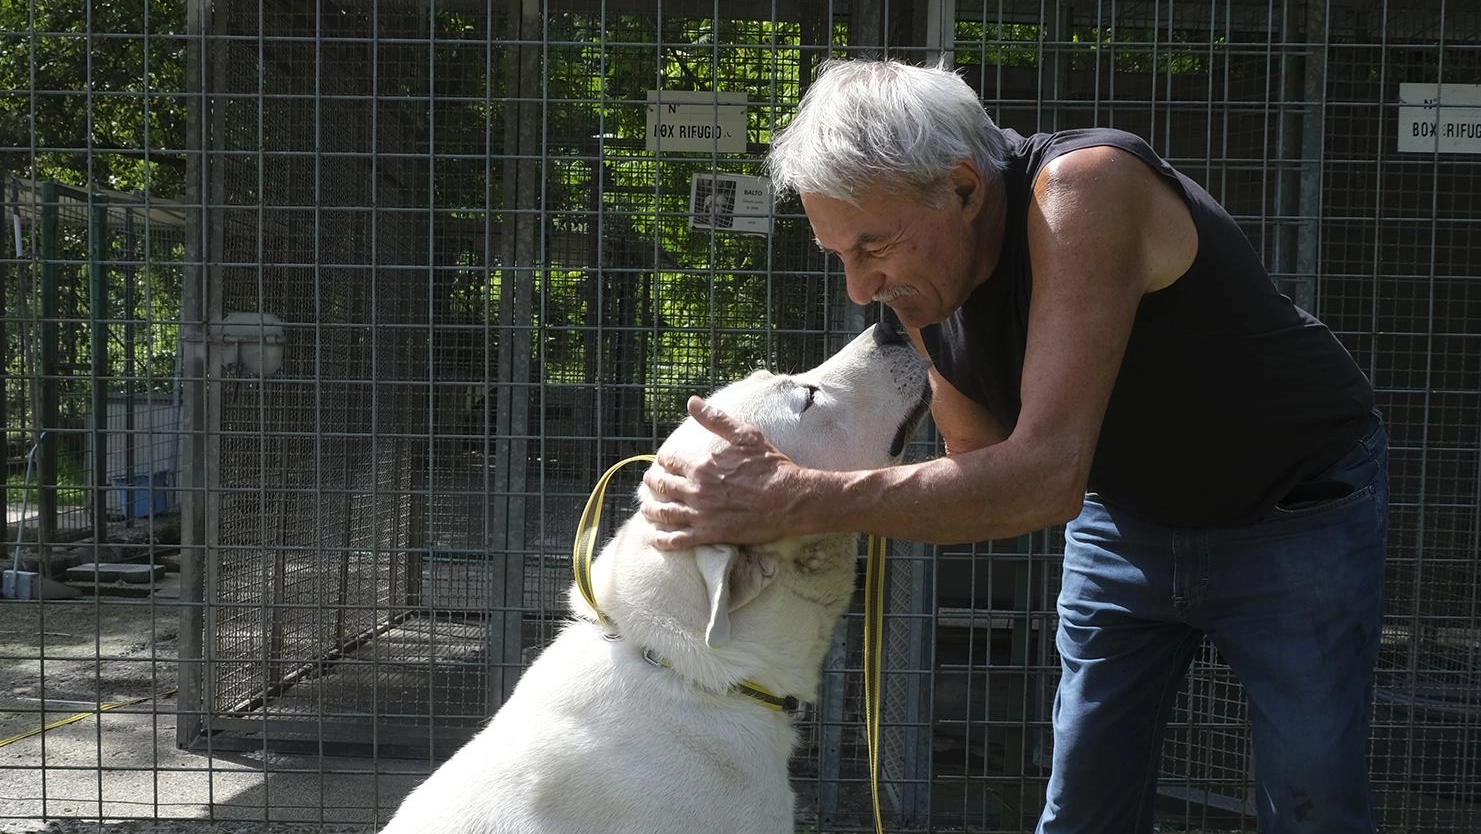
873, 307, 906, 346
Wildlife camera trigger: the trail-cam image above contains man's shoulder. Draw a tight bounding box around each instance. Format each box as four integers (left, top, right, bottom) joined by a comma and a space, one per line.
1040, 127, 1156, 159
1009, 127, 1158, 184
1028, 129, 1183, 200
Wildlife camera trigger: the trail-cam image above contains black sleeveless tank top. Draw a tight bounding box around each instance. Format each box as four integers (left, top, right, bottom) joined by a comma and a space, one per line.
919, 127, 1374, 527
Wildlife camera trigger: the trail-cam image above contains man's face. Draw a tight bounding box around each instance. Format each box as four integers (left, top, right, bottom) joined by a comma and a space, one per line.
802, 183, 988, 329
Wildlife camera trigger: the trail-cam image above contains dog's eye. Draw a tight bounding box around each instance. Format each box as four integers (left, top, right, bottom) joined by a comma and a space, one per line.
787, 383, 818, 414
797, 384, 818, 413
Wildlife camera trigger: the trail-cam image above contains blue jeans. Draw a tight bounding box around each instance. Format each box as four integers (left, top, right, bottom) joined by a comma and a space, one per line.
1037, 413, 1389, 834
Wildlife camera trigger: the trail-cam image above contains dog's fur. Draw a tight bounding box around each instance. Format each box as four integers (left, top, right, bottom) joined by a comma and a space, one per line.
380, 326, 929, 834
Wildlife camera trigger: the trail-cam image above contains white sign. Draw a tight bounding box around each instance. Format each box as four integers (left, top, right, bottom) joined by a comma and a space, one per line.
689, 173, 772, 236
646, 90, 748, 153
1398, 82, 1481, 154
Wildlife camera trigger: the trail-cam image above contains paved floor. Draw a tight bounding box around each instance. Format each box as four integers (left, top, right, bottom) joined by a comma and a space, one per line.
0, 704, 426, 834
0, 574, 428, 834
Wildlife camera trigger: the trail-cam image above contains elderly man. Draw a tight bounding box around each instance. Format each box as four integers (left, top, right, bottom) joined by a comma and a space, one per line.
642, 58, 1386, 833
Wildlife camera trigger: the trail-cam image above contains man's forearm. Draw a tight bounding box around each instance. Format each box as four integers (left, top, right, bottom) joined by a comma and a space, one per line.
798, 444, 1084, 545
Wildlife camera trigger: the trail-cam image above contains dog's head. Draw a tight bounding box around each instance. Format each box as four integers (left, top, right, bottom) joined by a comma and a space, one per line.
586, 324, 930, 695
658, 324, 932, 473
653, 325, 930, 642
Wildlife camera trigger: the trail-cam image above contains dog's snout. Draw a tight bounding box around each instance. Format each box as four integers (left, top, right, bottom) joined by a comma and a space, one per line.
873, 307, 905, 346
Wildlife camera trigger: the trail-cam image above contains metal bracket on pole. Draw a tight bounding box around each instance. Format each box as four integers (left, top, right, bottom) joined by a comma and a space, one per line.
207, 311, 286, 376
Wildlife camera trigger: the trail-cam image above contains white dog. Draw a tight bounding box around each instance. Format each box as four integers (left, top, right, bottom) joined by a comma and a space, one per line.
380, 324, 930, 834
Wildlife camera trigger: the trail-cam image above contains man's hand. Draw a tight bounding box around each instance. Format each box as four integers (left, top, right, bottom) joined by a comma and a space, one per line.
640, 396, 806, 550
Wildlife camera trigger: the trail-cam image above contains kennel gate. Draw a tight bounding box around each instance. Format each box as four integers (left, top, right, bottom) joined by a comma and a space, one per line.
158, 1, 1480, 831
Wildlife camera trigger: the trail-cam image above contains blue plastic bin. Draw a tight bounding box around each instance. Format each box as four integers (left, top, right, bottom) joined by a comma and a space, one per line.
112, 471, 173, 518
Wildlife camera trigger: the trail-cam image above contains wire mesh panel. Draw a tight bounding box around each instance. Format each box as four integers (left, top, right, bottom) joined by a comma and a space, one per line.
194, 0, 433, 748
946, 2, 1302, 826
3, 1, 1479, 833
1321, 6, 1481, 827
173, 2, 941, 828
3, 180, 185, 554
2, 2, 193, 825
940, 1, 1480, 830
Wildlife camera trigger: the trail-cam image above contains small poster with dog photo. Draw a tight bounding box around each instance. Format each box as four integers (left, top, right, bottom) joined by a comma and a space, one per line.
689, 172, 772, 235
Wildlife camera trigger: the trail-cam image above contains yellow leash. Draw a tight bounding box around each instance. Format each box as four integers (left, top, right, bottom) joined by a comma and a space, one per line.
572, 454, 657, 628
863, 534, 889, 834
571, 455, 890, 826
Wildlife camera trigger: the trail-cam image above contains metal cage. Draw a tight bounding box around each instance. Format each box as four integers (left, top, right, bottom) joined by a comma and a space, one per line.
2, 1, 1477, 832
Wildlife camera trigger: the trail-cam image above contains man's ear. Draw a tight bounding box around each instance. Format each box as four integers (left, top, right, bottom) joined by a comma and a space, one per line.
948, 160, 984, 214
694, 544, 778, 647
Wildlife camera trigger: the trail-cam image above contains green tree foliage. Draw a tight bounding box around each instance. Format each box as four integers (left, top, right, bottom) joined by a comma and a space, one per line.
6, 3, 1225, 450
421, 10, 834, 432
0, 0, 188, 194
3, 2, 186, 499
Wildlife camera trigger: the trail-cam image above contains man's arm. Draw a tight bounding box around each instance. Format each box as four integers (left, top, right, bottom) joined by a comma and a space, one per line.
644, 145, 1196, 547
903, 327, 1008, 456
792, 147, 1194, 543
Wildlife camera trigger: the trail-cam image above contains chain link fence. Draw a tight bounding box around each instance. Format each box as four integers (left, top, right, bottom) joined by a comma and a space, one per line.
2, 1, 1477, 831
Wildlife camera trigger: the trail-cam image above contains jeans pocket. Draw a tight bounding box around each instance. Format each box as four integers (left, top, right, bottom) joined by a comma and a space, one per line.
1272, 413, 1387, 519
1272, 481, 1375, 517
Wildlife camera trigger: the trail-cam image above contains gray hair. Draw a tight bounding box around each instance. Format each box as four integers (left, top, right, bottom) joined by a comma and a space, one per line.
766, 58, 1009, 205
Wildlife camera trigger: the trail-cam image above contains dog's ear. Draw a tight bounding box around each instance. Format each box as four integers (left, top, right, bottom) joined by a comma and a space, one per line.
694, 544, 778, 647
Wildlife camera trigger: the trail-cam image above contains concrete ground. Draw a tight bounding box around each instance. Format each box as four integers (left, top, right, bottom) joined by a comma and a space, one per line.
6, 535, 1473, 834
0, 572, 427, 834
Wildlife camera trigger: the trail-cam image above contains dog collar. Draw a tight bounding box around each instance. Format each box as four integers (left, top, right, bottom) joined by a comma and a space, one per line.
571, 614, 799, 713
638, 647, 798, 713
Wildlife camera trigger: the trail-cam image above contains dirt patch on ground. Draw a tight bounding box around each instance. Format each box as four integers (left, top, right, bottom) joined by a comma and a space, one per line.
0, 577, 181, 745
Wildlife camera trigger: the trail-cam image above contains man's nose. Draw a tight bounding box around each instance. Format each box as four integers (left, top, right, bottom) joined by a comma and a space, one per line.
844, 265, 885, 306
874, 306, 906, 346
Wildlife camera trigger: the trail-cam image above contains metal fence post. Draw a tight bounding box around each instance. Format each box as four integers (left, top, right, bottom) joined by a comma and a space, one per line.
89, 198, 110, 540
37, 181, 59, 561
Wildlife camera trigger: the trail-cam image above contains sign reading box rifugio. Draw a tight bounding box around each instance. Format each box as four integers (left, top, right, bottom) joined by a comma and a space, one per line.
1398, 83, 1481, 154
646, 90, 748, 153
